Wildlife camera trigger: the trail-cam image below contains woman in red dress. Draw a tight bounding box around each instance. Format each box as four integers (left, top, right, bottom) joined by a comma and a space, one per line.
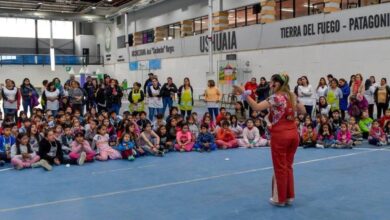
234, 73, 305, 207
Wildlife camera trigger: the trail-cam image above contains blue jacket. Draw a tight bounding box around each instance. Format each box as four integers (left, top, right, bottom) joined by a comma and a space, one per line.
339, 84, 350, 111
196, 132, 215, 144
117, 141, 135, 151
0, 135, 16, 153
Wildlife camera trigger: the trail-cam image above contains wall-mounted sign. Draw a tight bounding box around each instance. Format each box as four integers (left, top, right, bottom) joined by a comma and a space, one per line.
114, 4, 390, 62
200, 31, 237, 53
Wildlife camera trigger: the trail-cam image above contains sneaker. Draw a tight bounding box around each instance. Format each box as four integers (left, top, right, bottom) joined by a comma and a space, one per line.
354, 141, 362, 145
315, 144, 324, 149
40, 160, 52, 171
128, 155, 135, 161
330, 144, 336, 148
15, 165, 23, 170
0, 160, 5, 167
269, 198, 286, 207
180, 149, 185, 152
78, 152, 86, 166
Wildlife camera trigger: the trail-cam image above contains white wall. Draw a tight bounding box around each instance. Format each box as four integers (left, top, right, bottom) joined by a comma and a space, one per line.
0, 65, 103, 88
102, 38, 390, 99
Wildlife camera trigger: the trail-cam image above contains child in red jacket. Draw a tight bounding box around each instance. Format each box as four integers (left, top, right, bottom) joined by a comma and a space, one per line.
216, 121, 238, 149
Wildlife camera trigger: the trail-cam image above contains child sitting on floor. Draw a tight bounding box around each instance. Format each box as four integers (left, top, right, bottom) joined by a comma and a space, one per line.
335, 122, 353, 149
359, 111, 373, 139
138, 122, 164, 157
216, 121, 238, 149
92, 125, 122, 161
317, 124, 336, 148
175, 123, 195, 152
157, 125, 174, 153
194, 124, 217, 152
368, 120, 388, 146
116, 132, 136, 161
302, 124, 318, 148
238, 119, 268, 148
69, 131, 95, 165
348, 116, 363, 146
11, 133, 51, 171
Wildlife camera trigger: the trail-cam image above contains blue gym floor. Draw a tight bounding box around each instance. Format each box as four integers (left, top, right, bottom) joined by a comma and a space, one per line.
0, 144, 389, 220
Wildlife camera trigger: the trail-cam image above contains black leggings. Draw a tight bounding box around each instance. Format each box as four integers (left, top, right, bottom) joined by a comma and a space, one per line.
368, 104, 374, 119
181, 110, 192, 118
376, 103, 389, 119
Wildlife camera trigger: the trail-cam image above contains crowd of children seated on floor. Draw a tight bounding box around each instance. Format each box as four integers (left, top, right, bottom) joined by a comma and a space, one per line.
0, 74, 389, 171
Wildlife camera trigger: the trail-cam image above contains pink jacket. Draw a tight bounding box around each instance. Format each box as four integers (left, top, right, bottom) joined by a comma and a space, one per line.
71, 140, 95, 153
337, 130, 352, 142
176, 131, 193, 144
369, 127, 386, 139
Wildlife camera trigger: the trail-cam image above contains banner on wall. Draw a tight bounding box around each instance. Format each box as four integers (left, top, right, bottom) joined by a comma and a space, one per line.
117, 4, 390, 62
218, 61, 238, 85
130, 61, 139, 71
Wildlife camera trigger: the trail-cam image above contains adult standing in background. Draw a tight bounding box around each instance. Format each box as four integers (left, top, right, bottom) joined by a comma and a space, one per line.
256, 77, 270, 117
338, 78, 350, 120
364, 79, 376, 119
374, 78, 390, 119
316, 77, 328, 104
96, 83, 108, 113
297, 76, 314, 117
52, 78, 64, 96
256, 77, 270, 103
2, 79, 20, 122
234, 73, 305, 207
83, 76, 97, 112
144, 73, 154, 95
41, 80, 49, 111
68, 81, 85, 114
204, 80, 221, 122
20, 78, 39, 116
147, 77, 163, 121
178, 77, 194, 118
161, 77, 178, 116
65, 75, 76, 86
293, 78, 302, 96
244, 78, 258, 116
325, 79, 343, 114
349, 75, 355, 88
44, 82, 60, 116
327, 74, 334, 86
351, 73, 364, 96
106, 79, 123, 115
370, 76, 379, 89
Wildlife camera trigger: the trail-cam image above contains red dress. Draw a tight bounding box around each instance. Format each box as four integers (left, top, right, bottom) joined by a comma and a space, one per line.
268, 93, 299, 204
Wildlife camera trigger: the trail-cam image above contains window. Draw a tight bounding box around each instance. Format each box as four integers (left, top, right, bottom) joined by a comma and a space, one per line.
0, 18, 35, 38
142, 29, 154, 44
281, 0, 294, 20
228, 10, 236, 28
193, 16, 209, 35
37, 20, 73, 39
296, 0, 309, 17
246, 5, 259, 26
168, 23, 181, 40
236, 7, 246, 27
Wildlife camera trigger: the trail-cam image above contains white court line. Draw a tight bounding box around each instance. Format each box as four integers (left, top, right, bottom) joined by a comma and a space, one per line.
91, 164, 156, 175
0, 148, 384, 213
0, 168, 13, 172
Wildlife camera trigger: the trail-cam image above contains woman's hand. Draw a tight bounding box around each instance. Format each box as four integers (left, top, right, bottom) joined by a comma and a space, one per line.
233, 85, 245, 95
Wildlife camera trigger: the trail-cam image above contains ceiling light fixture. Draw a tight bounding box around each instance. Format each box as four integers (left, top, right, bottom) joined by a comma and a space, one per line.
92, 6, 96, 10
37, 2, 42, 5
